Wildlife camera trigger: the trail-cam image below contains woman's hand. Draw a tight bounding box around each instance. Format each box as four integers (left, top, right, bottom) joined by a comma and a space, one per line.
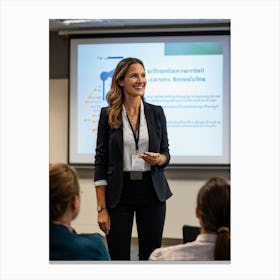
140, 152, 166, 166
98, 209, 111, 235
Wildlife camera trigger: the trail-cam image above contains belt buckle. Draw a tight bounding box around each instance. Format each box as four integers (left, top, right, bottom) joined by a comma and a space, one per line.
130, 171, 143, 180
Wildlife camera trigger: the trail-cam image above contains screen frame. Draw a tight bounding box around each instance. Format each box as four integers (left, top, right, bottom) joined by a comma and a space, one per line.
68, 30, 231, 169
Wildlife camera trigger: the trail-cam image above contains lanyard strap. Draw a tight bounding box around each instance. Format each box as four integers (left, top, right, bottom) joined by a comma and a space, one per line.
126, 108, 141, 152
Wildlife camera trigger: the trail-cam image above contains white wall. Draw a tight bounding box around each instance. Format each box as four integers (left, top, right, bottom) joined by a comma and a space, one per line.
49, 79, 68, 163
49, 79, 230, 239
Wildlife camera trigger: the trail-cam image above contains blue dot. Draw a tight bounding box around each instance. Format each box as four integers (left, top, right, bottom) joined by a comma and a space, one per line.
100, 72, 108, 81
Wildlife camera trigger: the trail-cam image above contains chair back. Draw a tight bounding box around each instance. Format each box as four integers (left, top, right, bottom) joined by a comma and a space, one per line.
182, 225, 200, 243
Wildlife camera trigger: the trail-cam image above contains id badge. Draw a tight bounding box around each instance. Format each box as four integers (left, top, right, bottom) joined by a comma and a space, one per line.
131, 154, 145, 171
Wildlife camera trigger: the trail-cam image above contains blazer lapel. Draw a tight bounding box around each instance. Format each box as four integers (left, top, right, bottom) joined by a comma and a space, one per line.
114, 124, 123, 157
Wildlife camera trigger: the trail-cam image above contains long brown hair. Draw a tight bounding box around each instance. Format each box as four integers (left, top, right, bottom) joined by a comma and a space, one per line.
49, 163, 80, 222
106, 57, 145, 129
197, 177, 230, 260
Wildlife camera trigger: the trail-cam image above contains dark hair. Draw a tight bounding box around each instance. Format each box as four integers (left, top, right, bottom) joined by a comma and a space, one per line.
49, 163, 80, 222
106, 57, 145, 128
197, 177, 230, 260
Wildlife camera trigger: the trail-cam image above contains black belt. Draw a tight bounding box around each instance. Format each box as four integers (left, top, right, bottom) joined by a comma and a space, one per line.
123, 171, 150, 181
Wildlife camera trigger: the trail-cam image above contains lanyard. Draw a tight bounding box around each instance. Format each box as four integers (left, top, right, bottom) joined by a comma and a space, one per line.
126, 108, 141, 152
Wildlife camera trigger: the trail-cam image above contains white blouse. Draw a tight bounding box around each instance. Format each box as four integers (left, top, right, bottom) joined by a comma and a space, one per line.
149, 234, 217, 261
122, 100, 150, 172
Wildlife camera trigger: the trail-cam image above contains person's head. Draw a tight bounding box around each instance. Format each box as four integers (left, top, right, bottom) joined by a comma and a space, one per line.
106, 57, 146, 128
196, 176, 230, 260
49, 163, 80, 223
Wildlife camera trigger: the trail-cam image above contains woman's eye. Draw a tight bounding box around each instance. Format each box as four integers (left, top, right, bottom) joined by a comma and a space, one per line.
129, 73, 146, 79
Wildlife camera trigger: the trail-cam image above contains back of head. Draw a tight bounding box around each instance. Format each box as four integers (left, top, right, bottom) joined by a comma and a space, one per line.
49, 163, 80, 222
197, 176, 230, 260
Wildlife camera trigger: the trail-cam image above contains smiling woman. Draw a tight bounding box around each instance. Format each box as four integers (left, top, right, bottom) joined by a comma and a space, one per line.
93, 57, 172, 260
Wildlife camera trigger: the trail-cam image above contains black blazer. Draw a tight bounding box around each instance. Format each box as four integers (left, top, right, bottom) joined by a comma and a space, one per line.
94, 101, 172, 208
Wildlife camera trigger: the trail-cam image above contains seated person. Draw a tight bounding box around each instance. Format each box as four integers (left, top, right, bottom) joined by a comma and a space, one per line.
50, 163, 110, 260
149, 176, 230, 261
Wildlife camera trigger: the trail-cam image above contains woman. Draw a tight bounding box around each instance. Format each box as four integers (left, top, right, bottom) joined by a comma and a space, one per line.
149, 176, 230, 261
50, 163, 110, 261
94, 57, 172, 260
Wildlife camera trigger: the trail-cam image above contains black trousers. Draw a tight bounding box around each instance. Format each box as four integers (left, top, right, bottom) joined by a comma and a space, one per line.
106, 171, 166, 260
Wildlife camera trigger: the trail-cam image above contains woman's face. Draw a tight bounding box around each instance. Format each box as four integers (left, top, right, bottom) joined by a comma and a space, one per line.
118, 63, 146, 98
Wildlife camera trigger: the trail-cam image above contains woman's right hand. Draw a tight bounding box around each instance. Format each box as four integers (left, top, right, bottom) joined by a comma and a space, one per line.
98, 209, 111, 235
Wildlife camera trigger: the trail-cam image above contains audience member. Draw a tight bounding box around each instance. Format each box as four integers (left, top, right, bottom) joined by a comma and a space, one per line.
149, 176, 230, 261
49, 163, 110, 261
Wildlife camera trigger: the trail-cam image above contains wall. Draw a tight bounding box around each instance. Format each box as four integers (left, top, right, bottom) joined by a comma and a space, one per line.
49, 79, 230, 238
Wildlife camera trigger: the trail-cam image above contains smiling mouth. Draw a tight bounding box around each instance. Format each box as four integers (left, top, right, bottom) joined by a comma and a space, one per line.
134, 85, 145, 89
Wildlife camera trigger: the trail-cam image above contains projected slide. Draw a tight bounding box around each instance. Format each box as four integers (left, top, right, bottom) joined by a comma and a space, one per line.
69, 36, 230, 165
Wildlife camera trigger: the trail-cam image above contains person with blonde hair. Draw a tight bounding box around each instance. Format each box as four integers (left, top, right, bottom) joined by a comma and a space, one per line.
94, 57, 172, 260
50, 163, 110, 260
149, 176, 230, 261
